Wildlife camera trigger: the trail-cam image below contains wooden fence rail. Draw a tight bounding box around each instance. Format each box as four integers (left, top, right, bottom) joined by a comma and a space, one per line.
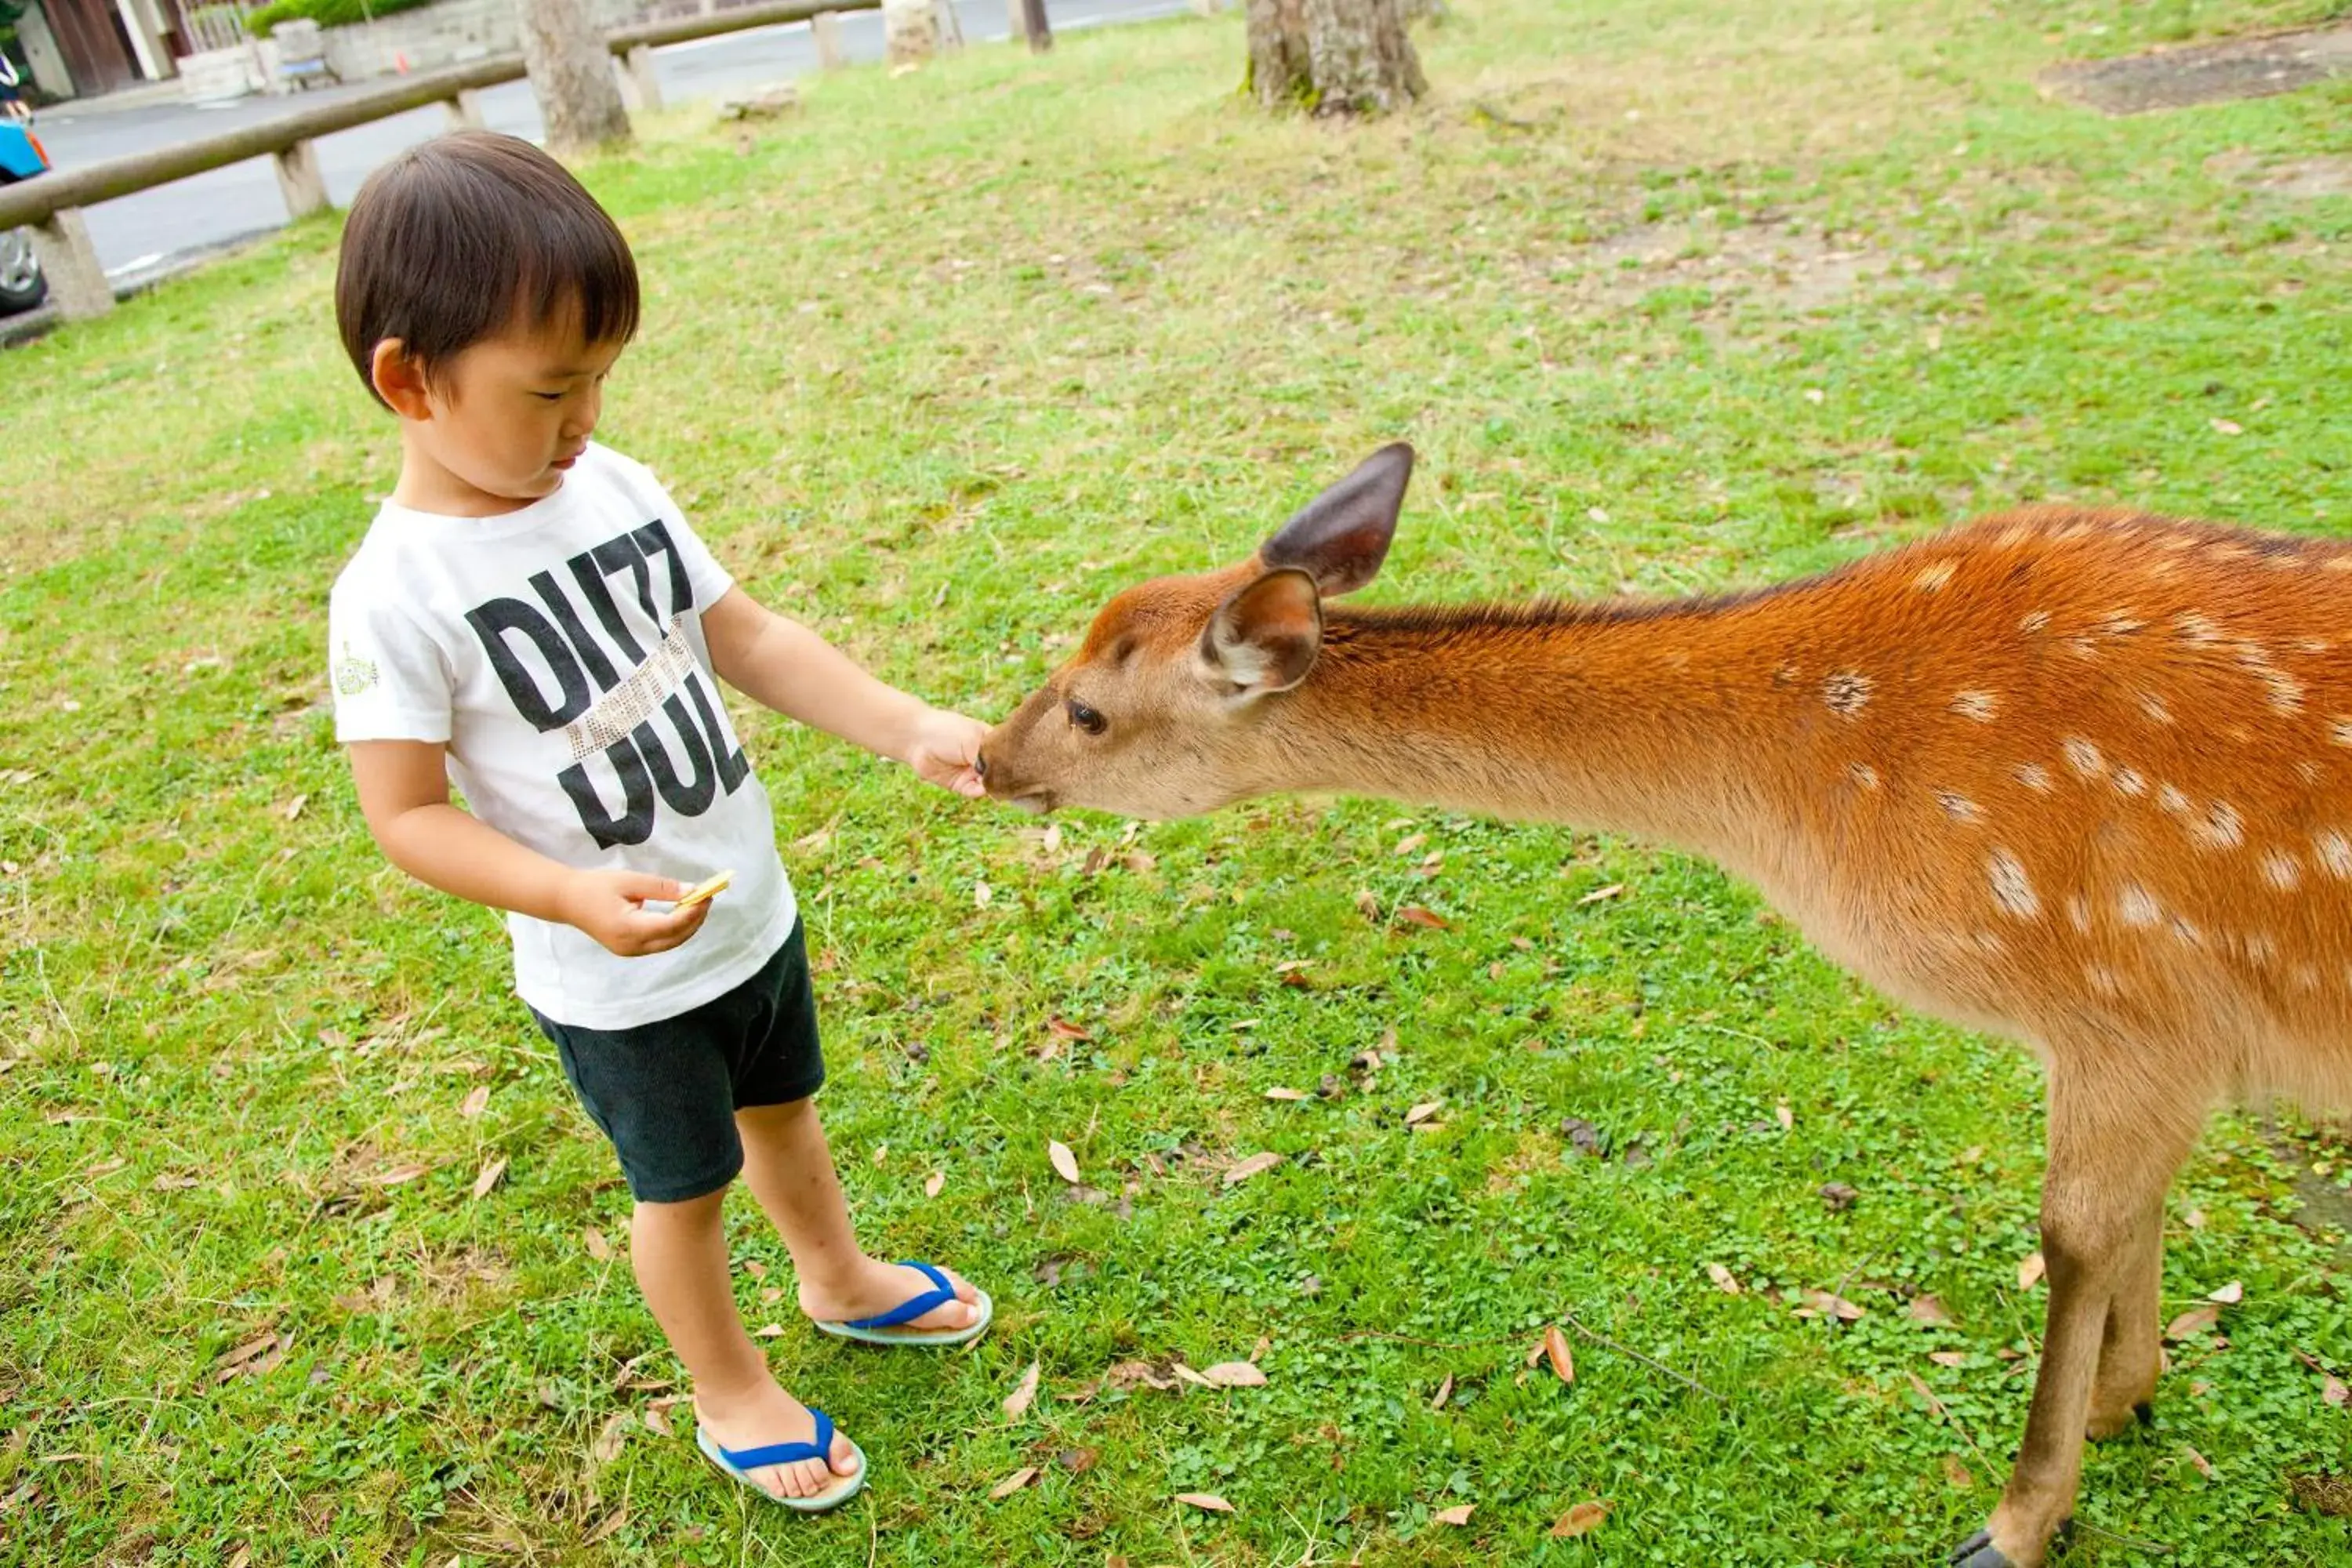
6, 0, 880, 321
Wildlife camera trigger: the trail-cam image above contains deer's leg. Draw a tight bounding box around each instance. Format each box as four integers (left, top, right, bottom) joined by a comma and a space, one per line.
1949, 1069, 2197, 1568
2085, 1193, 2165, 1439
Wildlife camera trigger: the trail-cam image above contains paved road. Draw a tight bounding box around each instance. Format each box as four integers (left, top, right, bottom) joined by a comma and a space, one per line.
31, 0, 1193, 280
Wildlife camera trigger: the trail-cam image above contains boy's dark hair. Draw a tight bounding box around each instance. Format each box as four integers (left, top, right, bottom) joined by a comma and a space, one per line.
335, 130, 640, 408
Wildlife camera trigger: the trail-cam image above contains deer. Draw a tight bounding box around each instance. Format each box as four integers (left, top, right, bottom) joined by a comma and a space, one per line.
974, 443, 2352, 1568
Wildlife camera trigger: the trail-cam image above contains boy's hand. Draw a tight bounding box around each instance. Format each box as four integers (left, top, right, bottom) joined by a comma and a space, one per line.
557, 869, 711, 956
904, 707, 989, 799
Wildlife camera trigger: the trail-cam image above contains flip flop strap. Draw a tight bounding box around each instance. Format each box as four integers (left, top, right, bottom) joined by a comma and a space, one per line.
718, 1408, 835, 1470
840, 1261, 956, 1330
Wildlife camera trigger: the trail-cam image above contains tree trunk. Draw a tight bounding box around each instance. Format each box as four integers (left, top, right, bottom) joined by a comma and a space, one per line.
1245, 0, 1423, 115
515, 0, 633, 157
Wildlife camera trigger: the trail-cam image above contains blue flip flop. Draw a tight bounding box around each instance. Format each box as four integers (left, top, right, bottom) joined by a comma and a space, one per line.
815, 1261, 993, 1348
695, 1406, 867, 1513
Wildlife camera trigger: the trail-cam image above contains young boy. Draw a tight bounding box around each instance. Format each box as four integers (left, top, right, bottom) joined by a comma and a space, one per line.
327, 130, 989, 1512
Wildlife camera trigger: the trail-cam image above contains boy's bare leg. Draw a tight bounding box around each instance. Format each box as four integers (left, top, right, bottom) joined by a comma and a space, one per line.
630, 1189, 860, 1499
735, 1098, 982, 1330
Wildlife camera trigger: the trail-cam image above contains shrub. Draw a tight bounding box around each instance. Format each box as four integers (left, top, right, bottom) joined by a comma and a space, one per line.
246, 0, 434, 40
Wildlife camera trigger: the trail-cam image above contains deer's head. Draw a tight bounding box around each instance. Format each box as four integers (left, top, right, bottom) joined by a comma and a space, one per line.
978, 444, 1414, 818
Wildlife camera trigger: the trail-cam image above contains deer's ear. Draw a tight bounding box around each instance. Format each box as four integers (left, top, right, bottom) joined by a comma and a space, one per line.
1201, 568, 1323, 698
1260, 442, 1414, 597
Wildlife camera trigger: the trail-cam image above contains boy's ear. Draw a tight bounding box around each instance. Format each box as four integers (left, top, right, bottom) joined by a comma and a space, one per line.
370, 339, 434, 420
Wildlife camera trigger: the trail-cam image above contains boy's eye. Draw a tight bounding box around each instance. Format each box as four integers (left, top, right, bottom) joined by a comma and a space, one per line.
533, 391, 564, 401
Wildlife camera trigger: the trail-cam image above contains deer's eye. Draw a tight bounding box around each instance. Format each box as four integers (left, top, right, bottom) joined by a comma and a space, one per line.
1066, 699, 1107, 736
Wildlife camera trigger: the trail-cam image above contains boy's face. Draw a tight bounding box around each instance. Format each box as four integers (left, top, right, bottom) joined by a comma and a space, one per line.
392, 307, 624, 513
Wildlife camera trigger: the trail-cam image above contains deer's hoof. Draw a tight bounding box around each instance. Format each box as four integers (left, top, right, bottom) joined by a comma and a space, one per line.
1946, 1530, 2014, 1568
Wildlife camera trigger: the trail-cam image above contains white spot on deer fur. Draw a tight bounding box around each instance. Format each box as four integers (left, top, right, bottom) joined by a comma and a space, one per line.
2298, 639, 2332, 655
1914, 562, 1957, 593
2118, 885, 2161, 928
2016, 763, 2056, 793
2315, 830, 2352, 879
2262, 671, 2305, 715
1987, 848, 2040, 920
2174, 612, 2221, 644
2332, 717, 2352, 749
2193, 801, 2245, 851
2158, 784, 2193, 816
2113, 768, 2148, 798
2291, 964, 2321, 993
2020, 611, 2052, 635
2262, 851, 2303, 891
2063, 738, 2105, 779
2299, 761, 2325, 785
1951, 691, 1998, 722
2138, 691, 2174, 725
2245, 931, 2279, 966
1848, 762, 1881, 790
1998, 525, 2037, 549
2067, 637, 2100, 660
1824, 673, 1873, 717
2098, 611, 2146, 636
2065, 895, 2092, 935
1938, 790, 1984, 824
2325, 556, 2352, 574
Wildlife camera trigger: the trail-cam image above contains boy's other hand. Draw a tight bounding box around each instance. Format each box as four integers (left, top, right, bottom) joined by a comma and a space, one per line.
905, 708, 989, 799
558, 869, 712, 956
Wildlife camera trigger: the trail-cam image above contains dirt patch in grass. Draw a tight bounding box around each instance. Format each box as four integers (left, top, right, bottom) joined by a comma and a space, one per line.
2038, 22, 2352, 115
2205, 151, 2352, 197
1559, 219, 1947, 317
2289, 1472, 2352, 1519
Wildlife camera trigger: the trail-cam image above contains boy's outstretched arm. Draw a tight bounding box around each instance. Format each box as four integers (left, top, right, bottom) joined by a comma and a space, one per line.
348, 739, 710, 956
700, 587, 986, 798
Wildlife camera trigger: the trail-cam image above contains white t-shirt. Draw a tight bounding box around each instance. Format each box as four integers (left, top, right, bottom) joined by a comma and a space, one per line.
327, 442, 795, 1029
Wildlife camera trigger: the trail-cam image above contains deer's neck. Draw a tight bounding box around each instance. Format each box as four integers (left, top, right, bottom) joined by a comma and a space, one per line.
1267, 597, 1790, 868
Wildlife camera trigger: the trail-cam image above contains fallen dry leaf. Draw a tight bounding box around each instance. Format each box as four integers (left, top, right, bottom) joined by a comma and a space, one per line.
752, 1323, 785, 1338
1431, 1372, 1454, 1410
1907, 1370, 1947, 1418
1222, 1151, 1284, 1188
593, 1411, 633, 1463
2017, 1251, 2045, 1290
1705, 1263, 1741, 1295
1048, 1139, 1081, 1185
1123, 850, 1156, 874
1396, 904, 1450, 930
585, 1227, 613, 1262
470, 1156, 507, 1200
1395, 832, 1428, 856
641, 1401, 673, 1438
1107, 1359, 1174, 1391
989, 1465, 1038, 1501
2211, 417, 2243, 436
458, 1085, 491, 1119
1405, 1100, 1444, 1127
2185, 1446, 2214, 1479
1941, 1454, 1973, 1490
586, 1507, 627, 1544
1047, 1015, 1092, 1041
1908, 1294, 1955, 1327
367, 1163, 428, 1187
2325, 1374, 2349, 1408
227, 1548, 251, 1568
1799, 1290, 1866, 1323
1263, 1087, 1308, 1102
2165, 1305, 2221, 1342
1929, 1350, 1967, 1369
1577, 883, 1625, 906
1203, 1362, 1267, 1388
1551, 1500, 1609, 1537
974, 880, 993, 908
1058, 1445, 1100, 1473
1542, 1325, 1575, 1385
1776, 1103, 1795, 1131
1172, 1363, 1214, 1388
283, 793, 307, 822
1433, 1503, 1475, 1526
1004, 1360, 1040, 1421
924, 1170, 946, 1199
1176, 1491, 1235, 1514
2208, 1280, 2244, 1305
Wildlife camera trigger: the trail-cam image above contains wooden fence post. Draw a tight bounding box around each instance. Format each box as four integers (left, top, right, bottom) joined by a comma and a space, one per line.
1017, 0, 1049, 52
31, 208, 111, 320
811, 9, 845, 67
273, 140, 330, 220
625, 42, 663, 111
445, 88, 488, 128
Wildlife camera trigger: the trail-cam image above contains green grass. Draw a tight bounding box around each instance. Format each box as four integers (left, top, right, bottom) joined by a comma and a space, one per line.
5, 0, 2350, 1561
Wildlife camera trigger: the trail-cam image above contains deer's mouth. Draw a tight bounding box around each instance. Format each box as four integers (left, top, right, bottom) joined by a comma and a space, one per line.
1004, 790, 1055, 815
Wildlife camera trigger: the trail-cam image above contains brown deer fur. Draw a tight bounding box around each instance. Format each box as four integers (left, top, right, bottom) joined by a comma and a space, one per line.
977, 445, 2352, 1568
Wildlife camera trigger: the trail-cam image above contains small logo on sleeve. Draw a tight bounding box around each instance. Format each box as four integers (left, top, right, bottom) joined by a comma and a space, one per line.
333, 641, 379, 697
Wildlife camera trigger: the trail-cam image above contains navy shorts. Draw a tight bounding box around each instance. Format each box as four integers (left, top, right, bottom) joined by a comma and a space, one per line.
528, 923, 825, 1203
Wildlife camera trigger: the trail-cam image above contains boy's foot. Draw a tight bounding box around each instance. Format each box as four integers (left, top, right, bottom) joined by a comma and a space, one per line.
693, 1384, 861, 1501
800, 1258, 984, 1334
